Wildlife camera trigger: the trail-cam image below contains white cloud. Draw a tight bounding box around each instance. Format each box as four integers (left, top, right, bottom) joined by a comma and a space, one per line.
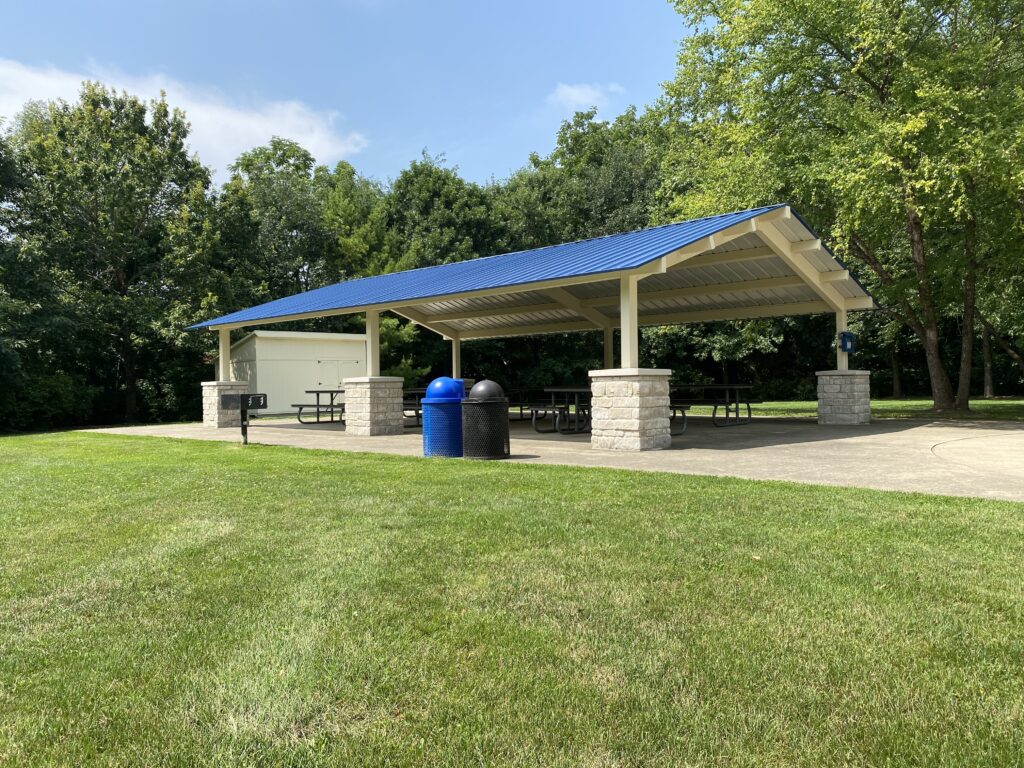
0, 58, 367, 183
546, 82, 625, 113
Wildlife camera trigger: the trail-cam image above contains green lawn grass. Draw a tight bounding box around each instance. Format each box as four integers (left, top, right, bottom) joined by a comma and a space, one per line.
2, 432, 1023, 766
684, 397, 1024, 421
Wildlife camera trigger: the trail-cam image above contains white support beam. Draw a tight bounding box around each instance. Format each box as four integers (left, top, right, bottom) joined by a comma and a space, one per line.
620, 274, 640, 368
458, 320, 597, 341
390, 305, 459, 339
659, 240, 711, 269
426, 301, 565, 322
759, 205, 793, 223
663, 217, 758, 269
791, 238, 822, 254
845, 296, 875, 310
754, 221, 847, 313
669, 245, 776, 270
582, 275, 806, 309
603, 327, 614, 368
631, 255, 668, 276
451, 338, 462, 379
836, 308, 849, 371
217, 328, 231, 381
821, 269, 850, 283
456, 302, 837, 340
543, 286, 611, 329
637, 301, 832, 326
366, 310, 380, 377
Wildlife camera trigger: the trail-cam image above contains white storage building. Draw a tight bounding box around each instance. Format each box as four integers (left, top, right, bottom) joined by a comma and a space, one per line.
224, 331, 367, 415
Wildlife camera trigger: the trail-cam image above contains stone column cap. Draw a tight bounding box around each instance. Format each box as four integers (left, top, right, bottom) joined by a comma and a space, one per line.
815, 370, 870, 376
343, 376, 406, 384
589, 368, 673, 378
201, 380, 248, 386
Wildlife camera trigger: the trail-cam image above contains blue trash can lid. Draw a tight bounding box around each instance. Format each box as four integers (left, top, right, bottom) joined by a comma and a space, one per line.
422, 376, 465, 403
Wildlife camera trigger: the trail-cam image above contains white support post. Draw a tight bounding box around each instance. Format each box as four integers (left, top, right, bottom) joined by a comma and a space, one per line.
218, 328, 231, 381
452, 338, 462, 379
603, 326, 614, 369
366, 310, 380, 377
620, 275, 639, 369
836, 309, 849, 371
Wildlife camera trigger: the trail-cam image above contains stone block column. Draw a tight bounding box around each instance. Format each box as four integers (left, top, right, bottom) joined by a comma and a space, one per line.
202, 380, 249, 428
816, 370, 871, 425
589, 368, 672, 451
343, 376, 405, 435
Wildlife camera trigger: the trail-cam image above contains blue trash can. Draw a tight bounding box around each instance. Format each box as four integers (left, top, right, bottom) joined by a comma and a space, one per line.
422, 377, 465, 457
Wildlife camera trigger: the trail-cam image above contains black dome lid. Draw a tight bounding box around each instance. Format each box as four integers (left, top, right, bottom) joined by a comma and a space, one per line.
467, 379, 505, 401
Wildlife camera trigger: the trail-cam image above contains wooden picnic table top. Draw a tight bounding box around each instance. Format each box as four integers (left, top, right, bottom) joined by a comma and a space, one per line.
305, 388, 345, 394
543, 386, 592, 394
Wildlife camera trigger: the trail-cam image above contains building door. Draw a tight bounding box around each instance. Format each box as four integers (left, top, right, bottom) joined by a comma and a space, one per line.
316, 359, 343, 388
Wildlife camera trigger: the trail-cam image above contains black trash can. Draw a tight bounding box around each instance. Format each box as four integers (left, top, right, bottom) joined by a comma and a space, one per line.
462, 379, 511, 460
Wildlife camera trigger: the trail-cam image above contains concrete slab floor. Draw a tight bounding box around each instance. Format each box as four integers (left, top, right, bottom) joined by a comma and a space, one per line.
87, 416, 1024, 503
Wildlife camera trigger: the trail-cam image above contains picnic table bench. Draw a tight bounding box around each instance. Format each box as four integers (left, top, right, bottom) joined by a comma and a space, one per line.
293, 389, 345, 424
670, 384, 760, 427
670, 403, 690, 435
504, 389, 533, 421
403, 388, 426, 426
529, 387, 592, 434
527, 387, 692, 436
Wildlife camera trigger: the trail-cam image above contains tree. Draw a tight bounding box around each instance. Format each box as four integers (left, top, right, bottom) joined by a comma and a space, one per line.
659, 0, 1024, 411
319, 160, 385, 281
377, 153, 498, 272
217, 137, 338, 301
495, 108, 667, 249
6, 83, 214, 423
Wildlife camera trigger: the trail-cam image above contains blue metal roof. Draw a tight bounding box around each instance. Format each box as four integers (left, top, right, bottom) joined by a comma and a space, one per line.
192, 204, 786, 329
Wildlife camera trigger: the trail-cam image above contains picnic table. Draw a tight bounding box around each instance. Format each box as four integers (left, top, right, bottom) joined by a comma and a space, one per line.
293, 389, 345, 424
403, 387, 427, 425
530, 386, 592, 434
671, 383, 757, 427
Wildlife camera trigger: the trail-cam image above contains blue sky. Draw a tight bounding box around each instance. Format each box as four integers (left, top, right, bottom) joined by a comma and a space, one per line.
1, 1, 684, 184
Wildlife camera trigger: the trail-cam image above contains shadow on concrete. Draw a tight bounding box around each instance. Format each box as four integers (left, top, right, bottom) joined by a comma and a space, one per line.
251, 412, 1023, 454
505, 415, 921, 452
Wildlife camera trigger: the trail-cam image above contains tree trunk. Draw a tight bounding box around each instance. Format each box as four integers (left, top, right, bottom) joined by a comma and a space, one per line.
890, 346, 903, 398
905, 207, 956, 410
122, 340, 138, 423
954, 219, 977, 411
982, 325, 994, 398
978, 312, 1024, 377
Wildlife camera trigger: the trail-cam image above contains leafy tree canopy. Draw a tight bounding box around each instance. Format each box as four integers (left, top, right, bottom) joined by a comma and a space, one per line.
4, 83, 215, 422
658, 0, 1024, 409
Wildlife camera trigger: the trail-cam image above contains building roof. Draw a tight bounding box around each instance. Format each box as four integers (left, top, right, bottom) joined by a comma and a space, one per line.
192, 204, 875, 338
241, 330, 368, 341
227, 330, 367, 352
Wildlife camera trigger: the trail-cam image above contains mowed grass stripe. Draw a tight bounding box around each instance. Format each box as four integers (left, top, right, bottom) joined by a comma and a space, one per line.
0, 432, 1022, 766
